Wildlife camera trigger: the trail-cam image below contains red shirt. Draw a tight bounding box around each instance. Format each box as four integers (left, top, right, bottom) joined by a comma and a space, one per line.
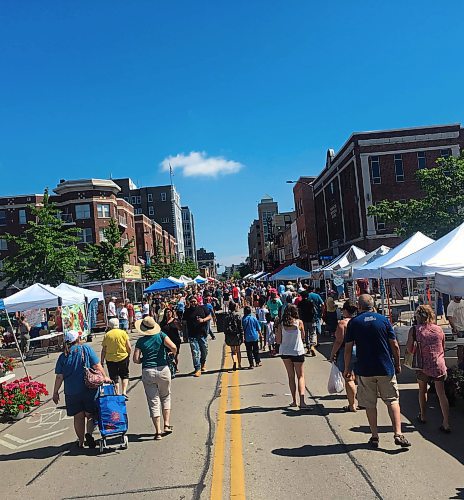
232, 287, 239, 299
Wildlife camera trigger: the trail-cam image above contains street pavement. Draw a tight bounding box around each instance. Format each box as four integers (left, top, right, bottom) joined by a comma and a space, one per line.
1, 325, 464, 500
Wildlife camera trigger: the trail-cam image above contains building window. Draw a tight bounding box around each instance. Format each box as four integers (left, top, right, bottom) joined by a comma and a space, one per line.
75, 204, 91, 219
121, 236, 129, 247
0, 259, 3, 270
124, 197, 129, 202
148, 206, 154, 216
417, 151, 426, 169
97, 203, 110, 218
394, 154, 404, 182
130, 196, 137, 204
136, 196, 141, 205
98, 229, 107, 243
161, 217, 170, 223
376, 220, 386, 231
148, 193, 153, 202
19, 209, 27, 224
440, 149, 451, 158
0, 238, 7, 250
78, 228, 93, 243
161, 192, 167, 202
370, 156, 381, 184
135, 208, 143, 215
0, 210, 6, 225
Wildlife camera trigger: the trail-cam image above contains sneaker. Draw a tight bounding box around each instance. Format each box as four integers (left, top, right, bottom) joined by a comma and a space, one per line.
201, 365, 207, 372
193, 370, 201, 377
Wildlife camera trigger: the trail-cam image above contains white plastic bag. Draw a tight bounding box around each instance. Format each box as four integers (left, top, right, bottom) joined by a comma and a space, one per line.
327, 362, 345, 394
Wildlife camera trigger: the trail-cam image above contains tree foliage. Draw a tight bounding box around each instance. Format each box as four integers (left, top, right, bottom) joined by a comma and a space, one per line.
85, 218, 134, 281
1, 190, 84, 287
142, 242, 199, 282
368, 155, 464, 239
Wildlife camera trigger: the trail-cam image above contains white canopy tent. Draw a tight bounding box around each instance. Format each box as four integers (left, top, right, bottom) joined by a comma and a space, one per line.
2, 283, 84, 312
435, 269, 464, 296
313, 245, 367, 279
57, 283, 104, 302
335, 245, 391, 279
176, 275, 195, 286
382, 223, 464, 279
353, 232, 434, 279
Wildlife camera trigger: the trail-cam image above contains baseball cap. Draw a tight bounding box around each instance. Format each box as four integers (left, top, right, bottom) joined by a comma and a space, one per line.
64, 330, 80, 343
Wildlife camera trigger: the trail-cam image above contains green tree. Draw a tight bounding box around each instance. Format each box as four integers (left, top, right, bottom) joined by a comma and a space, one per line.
368, 155, 464, 239
142, 242, 168, 281
1, 189, 84, 287
85, 218, 134, 280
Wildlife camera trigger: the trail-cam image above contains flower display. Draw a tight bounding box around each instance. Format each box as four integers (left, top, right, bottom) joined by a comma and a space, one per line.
0, 377, 48, 417
0, 356, 15, 375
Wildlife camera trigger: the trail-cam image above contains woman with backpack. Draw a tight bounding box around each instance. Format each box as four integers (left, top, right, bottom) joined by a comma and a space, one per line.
224, 302, 243, 371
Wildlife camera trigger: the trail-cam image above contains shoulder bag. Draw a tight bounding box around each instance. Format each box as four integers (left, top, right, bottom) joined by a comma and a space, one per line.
404, 326, 423, 370
81, 346, 105, 389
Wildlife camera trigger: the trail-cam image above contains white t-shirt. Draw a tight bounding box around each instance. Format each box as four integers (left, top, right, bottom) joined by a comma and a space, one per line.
108, 301, 116, 317
447, 300, 464, 331
119, 307, 128, 320
142, 303, 150, 315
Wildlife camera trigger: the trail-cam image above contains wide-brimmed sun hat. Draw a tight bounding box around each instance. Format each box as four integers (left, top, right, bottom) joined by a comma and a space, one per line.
134, 316, 161, 335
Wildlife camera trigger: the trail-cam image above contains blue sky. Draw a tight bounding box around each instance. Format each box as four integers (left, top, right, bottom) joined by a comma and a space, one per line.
1, 1, 463, 268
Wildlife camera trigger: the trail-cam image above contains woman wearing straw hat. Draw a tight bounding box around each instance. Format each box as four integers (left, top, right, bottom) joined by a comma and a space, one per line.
133, 316, 177, 440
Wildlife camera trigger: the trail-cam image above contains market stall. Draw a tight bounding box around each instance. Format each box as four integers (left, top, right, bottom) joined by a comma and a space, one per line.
144, 278, 186, 293
270, 264, 312, 281
435, 269, 464, 296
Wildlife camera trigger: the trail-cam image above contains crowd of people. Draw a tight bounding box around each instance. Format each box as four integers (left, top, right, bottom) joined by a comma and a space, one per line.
52, 278, 461, 451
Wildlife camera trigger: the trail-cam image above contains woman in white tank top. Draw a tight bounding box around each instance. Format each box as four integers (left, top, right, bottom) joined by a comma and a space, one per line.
276, 305, 310, 409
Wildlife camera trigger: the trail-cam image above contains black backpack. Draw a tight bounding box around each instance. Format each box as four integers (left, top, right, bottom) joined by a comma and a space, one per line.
225, 313, 241, 335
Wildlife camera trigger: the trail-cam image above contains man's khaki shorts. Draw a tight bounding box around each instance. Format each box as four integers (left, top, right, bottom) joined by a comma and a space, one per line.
357, 375, 399, 409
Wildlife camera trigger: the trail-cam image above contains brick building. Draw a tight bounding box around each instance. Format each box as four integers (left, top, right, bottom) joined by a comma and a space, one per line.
312, 124, 464, 258
197, 247, 216, 277
113, 178, 185, 261
292, 176, 318, 270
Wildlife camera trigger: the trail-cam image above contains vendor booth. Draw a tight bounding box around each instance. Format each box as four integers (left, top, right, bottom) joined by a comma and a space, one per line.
435, 269, 464, 296
312, 245, 367, 280
270, 264, 311, 281
144, 278, 186, 293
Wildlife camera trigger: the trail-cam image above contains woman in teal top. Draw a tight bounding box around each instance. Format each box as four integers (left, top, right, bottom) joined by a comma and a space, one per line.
133, 316, 177, 440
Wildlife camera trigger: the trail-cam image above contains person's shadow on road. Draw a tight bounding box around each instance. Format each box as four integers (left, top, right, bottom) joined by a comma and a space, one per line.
272, 442, 409, 457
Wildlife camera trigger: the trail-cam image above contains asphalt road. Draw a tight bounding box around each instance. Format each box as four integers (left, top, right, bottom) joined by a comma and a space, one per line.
1, 326, 464, 500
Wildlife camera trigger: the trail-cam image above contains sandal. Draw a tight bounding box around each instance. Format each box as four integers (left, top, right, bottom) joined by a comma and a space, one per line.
288, 402, 298, 408
368, 436, 379, 449
394, 434, 411, 447
342, 406, 357, 412
164, 425, 174, 434
439, 425, 451, 434
154, 433, 162, 441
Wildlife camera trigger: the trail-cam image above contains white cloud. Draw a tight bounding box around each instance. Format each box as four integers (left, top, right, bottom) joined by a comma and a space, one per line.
160, 151, 244, 178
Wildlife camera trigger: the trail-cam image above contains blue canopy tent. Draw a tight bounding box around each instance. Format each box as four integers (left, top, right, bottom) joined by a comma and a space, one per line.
270, 264, 311, 281
194, 275, 207, 284
144, 278, 185, 293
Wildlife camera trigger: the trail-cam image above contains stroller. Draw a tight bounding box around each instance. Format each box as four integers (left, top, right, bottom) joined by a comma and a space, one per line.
96, 384, 128, 453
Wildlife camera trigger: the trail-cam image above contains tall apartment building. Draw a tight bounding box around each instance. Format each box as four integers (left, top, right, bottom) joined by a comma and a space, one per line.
181, 206, 197, 262
312, 123, 464, 258
0, 179, 140, 290
113, 178, 185, 261
247, 196, 279, 271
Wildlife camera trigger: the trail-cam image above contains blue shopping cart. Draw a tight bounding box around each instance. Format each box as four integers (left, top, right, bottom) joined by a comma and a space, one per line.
96, 384, 128, 453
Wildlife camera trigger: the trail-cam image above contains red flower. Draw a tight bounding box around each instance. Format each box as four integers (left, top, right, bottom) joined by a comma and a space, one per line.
34, 400, 40, 406
18, 404, 24, 410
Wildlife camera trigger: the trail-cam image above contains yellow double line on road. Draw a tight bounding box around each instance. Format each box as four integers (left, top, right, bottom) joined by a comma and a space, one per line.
210, 347, 246, 499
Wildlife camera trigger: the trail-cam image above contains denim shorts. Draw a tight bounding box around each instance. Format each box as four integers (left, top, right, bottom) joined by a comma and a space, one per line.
336, 346, 357, 374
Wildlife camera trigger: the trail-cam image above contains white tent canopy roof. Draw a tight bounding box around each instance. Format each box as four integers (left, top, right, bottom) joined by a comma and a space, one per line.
435, 269, 464, 296
178, 275, 195, 285
353, 232, 434, 279
320, 245, 366, 272
57, 283, 104, 302
2, 283, 84, 312
382, 223, 464, 279
335, 246, 391, 278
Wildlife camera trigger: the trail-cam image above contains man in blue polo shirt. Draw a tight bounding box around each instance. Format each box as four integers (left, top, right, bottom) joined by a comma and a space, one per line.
344, 294, 411, 449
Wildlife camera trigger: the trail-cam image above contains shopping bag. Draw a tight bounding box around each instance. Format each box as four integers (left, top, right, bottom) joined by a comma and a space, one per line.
327, 363, 345, 394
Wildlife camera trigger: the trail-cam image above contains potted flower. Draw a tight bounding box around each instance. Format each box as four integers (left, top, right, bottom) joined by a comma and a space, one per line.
0, 356, 15, 378
0, 377, 48, 419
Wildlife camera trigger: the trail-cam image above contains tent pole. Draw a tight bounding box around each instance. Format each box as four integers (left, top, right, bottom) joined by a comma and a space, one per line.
5, 311, 30, 379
